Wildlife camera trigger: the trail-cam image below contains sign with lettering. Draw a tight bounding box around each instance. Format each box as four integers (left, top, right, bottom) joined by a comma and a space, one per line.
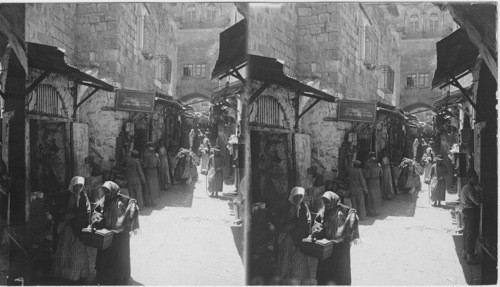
337, 100, 377, 123
115, 89, 155, 113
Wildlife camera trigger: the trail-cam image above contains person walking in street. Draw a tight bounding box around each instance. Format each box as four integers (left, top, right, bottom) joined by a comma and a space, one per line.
422, 147, 434, 184
207, 146, 225, 197
460, 169, 482, 264
347, 160, 368, 221
364, 152, 383, 216
52, 176, 91, 284
158, 146, 173, 190
200, 132, 212, 175
274, 187, 311, 285
91, 181, 140, 285
312, 191, 359, 285
142, 143, 160, 207
430, 155, 448, 206
380, 149, 395, 200
412, 138, 420, 161
125, 150, 145, 209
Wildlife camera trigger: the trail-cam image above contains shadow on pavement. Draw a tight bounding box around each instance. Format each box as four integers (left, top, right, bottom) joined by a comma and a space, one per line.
451, 234, 482, 285
230, 224, 244, 264
128, 277, 145, 286
139, 184, 196, 216
359, 192, 419, 226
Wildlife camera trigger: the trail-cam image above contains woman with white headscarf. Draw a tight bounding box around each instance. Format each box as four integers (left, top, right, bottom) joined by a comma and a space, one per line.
312, 191, 359, 285
52, 176, 91, 284
91, 181, 140, 285
274, 186, 311, 284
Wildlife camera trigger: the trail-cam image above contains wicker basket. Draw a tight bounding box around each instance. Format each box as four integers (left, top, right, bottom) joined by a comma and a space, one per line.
81, 227, 114, 250
301, 238, 335, 260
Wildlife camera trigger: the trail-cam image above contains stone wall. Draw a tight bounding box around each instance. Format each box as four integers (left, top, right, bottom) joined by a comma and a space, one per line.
72, 3, 179, 168
248, 3, 298, 76
26, 3, 77, 65
393, 3, 455, 112
296, 3, 401, 105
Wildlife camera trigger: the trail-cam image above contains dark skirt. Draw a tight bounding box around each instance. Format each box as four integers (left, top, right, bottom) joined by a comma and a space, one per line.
430, 178, 446, 201
96, 232, 131, 285
316, 240, 351, 285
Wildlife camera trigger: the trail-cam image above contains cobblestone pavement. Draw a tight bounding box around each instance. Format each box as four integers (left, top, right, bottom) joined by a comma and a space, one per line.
351, 177, 482, 285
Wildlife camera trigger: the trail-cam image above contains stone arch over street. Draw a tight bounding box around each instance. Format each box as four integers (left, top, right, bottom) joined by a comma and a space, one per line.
178, 92, 212, 112
402, 101, 434, 113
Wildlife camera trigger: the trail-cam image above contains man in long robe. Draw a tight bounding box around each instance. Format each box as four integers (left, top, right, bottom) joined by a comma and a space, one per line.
142, 144, 160, 207
125, 150, 145, 208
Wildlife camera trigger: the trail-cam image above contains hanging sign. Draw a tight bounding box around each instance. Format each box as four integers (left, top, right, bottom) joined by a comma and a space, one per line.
337, 100, 377, 123
115, 89, 155, 113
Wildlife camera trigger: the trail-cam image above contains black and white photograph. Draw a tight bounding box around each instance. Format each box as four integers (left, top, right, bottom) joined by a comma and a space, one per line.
0, 1, 497, 286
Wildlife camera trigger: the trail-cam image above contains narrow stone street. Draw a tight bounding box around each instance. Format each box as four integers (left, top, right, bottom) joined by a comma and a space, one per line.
127, 171, 244, 285
84, 168, 245, 286
351, 177, 481, 285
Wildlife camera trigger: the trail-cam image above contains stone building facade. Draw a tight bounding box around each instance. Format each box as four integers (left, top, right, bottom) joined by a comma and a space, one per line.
24, 3, 179, 170
248, 3, 402, 173
169, 3, 242, 112
393, 3, 456, 113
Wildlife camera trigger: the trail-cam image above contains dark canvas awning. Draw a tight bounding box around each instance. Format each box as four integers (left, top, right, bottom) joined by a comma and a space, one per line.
28, 42, 115, 92
247, 54, 337, 102
211, 19, 247, 80
431, 28, 479, 89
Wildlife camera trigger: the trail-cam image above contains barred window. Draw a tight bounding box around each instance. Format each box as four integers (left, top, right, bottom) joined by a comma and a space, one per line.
419, 73, 429, 87
183, 64, 193, 77
407, 74, 417, 87
409, 14, 419, 32
195, 63, 206, 78
207, 3, 216, 22
380, 66, 394, 93
429, 13, 439, 31
155, 56, 172, 83
187, 4, 196, 22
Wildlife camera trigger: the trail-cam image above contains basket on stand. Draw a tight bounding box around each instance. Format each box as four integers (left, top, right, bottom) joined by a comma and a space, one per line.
81, 227, 114, 250
301, 238, 336, 260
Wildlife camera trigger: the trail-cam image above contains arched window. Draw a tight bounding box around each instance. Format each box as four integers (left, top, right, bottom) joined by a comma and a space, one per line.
429, 13, 439, 31
409, 14, 419, 32
187, 4, 196, 22
207, 3, 216, 22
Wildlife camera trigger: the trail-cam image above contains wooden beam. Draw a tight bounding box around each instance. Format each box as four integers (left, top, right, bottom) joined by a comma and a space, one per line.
0, 14, 27, 74
26, 113, 70, 122
25, 71, 50, 96
75, 87, 99, 110
448, 74, 478, 112
248, 82, 269, 106
298, 98, 321, 120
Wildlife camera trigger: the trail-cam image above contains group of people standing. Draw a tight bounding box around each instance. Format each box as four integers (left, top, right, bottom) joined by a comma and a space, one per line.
52, 177, 139, 285
345, 149, 396, 221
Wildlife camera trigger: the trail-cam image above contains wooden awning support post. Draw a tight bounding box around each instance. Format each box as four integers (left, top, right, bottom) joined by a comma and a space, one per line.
448, 73, 478, 112
229, 63, 246, 84
25, 71, 50, 96
248, 82, 269, 106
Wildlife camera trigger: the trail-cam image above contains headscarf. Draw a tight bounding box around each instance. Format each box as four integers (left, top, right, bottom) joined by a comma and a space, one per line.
288, 186, 305, 217
102, 181, 120, 198
68, 176, 85, 207
426, 147, 433, 155
322, 191, 341, 207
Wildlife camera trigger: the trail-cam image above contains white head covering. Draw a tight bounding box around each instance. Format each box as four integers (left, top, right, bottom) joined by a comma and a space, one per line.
288, 186, 305, 204
68, 176, 85, 207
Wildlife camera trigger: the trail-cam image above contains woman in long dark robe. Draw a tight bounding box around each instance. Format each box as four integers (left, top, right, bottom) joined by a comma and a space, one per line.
52, 176, 91, 283
207, 146, 225, 197
430, 155, 448, 206
274, 187, 311, 284
158, 146, 172, 190
380, 149, 395, 200
364, 153, 383, 216
312, 192, 359, 285
91, 181, 139, 285
142, 144, 160, 207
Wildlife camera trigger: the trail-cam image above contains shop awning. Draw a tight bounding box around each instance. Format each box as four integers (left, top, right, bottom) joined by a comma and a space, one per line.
27, 42, 115, 92
211, 82, 245, 101
155, 92, 184, 110
211, 19, 247, 80
376, 107, 407, 121
431, 28, 479, 89
434, 90, 466, 110
247, 54, 337, 103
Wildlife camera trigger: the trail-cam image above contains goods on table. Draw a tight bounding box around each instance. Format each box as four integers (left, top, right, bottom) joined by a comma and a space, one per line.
301, 238, 337, 260
81, 227, 114, 250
